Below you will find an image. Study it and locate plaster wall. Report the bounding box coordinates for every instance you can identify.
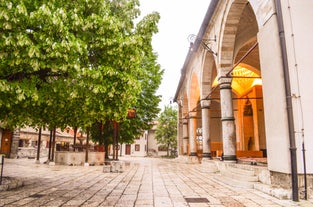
[280,0,313,174]
[120,135,147,157]
[210,117,222,142]
[258,13,290,173]
[147,129,159,156]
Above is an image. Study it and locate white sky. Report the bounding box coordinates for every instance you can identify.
[138,0,211,109]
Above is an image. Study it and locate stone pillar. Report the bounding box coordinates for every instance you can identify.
[201,100,211,158]
[219,76,237,162]
[177,105,184,155]
[10,128,20,158]
[188,112,197,156]
[182,118,189,155]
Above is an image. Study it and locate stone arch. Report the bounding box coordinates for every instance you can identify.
[200,52,216,100]
[219,0,249,68]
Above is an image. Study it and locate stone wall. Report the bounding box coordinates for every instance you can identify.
[55,151,105,166]
[271,171,313,199]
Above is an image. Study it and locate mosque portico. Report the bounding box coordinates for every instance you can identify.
[174,0,313,200]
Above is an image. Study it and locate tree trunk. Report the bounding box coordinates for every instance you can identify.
[73,127,78,147]
[104,144,109,160]
[85,127,90,163]
[48,130,52,161]
[36,128,42,162]
[51,127,56,162]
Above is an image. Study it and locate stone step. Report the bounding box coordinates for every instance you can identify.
[254,183,292,200]
[219,165,258,182]
[212,173,256,189]
[221,169,258,182]
[228,166,256,176]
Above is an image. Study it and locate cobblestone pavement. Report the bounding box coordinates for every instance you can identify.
[0,157,312,207]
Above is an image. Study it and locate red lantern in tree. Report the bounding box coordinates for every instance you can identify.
[127,108,136,119]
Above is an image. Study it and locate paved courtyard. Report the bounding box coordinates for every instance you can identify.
[0,157,312,207]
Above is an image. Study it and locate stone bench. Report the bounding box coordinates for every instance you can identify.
[103,161,125,173]
[55,151,105,166]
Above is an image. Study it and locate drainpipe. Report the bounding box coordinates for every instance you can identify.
[274,0,299,202]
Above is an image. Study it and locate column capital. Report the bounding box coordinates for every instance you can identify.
[200,100,211,109]
[188,111,197,119]
[218,76,232,89]
[182,118,188,125]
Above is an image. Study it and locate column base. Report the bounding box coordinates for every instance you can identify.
[223,155,237,162]
[202,152,212,159]
[189,152,197,156]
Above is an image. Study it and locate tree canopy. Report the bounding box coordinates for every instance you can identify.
[119,48,163,144]
[155,105,177,156]
[0,0,161,132]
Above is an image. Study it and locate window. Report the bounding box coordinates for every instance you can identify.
[135,144,140,151]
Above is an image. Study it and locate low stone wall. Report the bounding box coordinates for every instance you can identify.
[55,151,105,166]
[17,147,48,159]
[271,171,313,199]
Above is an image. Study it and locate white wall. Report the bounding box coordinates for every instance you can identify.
[281,0,313,174]
[258,13,291,173]
[120,133,147,157]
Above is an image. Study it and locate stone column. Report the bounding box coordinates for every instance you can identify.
[188,112,197,156]
[10,128,20,158]
[219,76,237,162]
[201,100,211,158]
[177,105,183,156]
[182,118,189,155]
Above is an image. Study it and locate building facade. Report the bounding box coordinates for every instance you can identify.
[174,0,313,200]
[0,127,80,159]
[119,122,167,157]
[1,124,162,159]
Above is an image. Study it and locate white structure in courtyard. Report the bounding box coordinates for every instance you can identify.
[174,0,313,201]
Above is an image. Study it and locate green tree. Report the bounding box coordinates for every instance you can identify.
[119,50,163,144]
[0,0,160,131]
[155,106,178,156]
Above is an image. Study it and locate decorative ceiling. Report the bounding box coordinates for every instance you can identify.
[212,64,262,96]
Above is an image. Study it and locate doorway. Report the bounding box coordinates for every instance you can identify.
[1,130,12,157]
[125,144,131,155]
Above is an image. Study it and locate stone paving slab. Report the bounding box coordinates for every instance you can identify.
[0,157,312,207]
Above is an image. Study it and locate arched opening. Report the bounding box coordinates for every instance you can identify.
[231,2,266,158]
[216,1,266,159]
